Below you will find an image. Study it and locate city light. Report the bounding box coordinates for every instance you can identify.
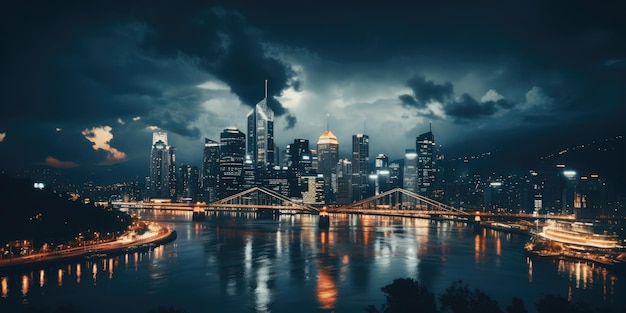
[563,170,577,178]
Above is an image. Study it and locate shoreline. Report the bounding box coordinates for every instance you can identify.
[0,225,177,273]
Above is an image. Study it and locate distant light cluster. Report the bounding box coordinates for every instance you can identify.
[540,135,623,160]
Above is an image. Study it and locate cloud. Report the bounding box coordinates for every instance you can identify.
[0,132,5,142]
[284,114,297,130]
[81,126,127,165]
[139,6,296,119]
[523,86,554,108]
[45,156,79,168]
[444,94,498,120]
[398,94,418,107]
[405,75,454,108]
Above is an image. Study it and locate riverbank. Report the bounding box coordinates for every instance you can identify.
[0,223,177,273]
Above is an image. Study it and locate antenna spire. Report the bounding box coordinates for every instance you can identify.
[326,113,330,131]
[264,80,268,100]
[364,117,367,134]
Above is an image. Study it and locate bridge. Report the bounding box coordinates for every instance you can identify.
[111,187,574,221]
[111,187,318,213]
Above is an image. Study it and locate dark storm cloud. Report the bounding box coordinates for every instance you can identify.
[398,94,419,108]
[284,114,297,130]
[400,76,454,109]
[490,99,516,109]
[134,5,296,117]
[444,94,497,121]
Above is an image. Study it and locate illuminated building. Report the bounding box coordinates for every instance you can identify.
[219,127,246,198]
[247,81,275,179]
[403,149,418,193]
[562,170,577,215]
[178,164,199,203]
[201,138,220,203]
[335,159,352,205]
[374,154,390,194]
[574,174,607,220]
[416,130,435,197]
[288,139,313,198]
[149,132,174,199]
[317,129,338,203]
[351,133,370,201]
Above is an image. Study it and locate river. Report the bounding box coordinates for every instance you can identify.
[1,211,624,313]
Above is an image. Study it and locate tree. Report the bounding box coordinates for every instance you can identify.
[505,297,528,313]
[439,280,503,313]
[365,277,438,313]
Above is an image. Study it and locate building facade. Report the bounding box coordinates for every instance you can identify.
[202,138,220,203]
[247,88,275,178]
[351,133,370,202]
[149,131,174,199]
[219,127,246,199]
[416,131,436,197]
[317,130,339,203]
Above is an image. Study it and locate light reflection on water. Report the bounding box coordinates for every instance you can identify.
[0,211,624,313]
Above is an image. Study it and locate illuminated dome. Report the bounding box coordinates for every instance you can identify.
[317,130,338,145]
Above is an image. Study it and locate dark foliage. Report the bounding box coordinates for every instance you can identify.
[365,277,437,313]
[368,278,626,313]
[439,280,502,313]
[145,306,188,313]
[0,176,132,247]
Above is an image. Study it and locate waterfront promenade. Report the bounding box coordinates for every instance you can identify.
[0,223,176,270]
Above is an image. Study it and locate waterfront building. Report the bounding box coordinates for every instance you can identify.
[149,132,174,200]
[416,130,436,197]
[243,155,256,190]
[562,169,578,215]
[372,154,392,194]
[178,164,200,203]
[388,162,401,190]
[201,138,220,203]
[335,159,352,205]
[574,174,607,220]
[247,81,275,180]
[263,166,290,198]
[219,127,246,199]
[317,129,338,203]
[403,149,418,193]
[288,139,313,198]
[351,133,370,202]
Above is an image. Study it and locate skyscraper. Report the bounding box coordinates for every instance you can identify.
[149,131,173,199]
[403,149,418,193]
[335,159,352,204]
[178,164,199,202]
[287,139,313,198]
[219,127,246,199]
[351,133,369,202]
[202,138,220,203]
[375,153,390,194]
[416,130,436,197]
[317,129,338,202]
[247,81,275,176]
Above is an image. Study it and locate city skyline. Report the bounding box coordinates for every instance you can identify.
[1,1,624,184]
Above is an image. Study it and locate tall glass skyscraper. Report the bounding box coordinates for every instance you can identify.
[416,130,436,196]
[351,133,369,201]
[219,127,246,199]
[247,81,275,176]
[403,149,418,193]
[149,131,174,199]
[317,129,338,202]
[202,138,220,203]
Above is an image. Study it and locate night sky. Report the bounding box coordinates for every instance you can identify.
[1,1,624,183]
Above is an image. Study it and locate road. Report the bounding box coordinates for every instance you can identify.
[0,223,175,269]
